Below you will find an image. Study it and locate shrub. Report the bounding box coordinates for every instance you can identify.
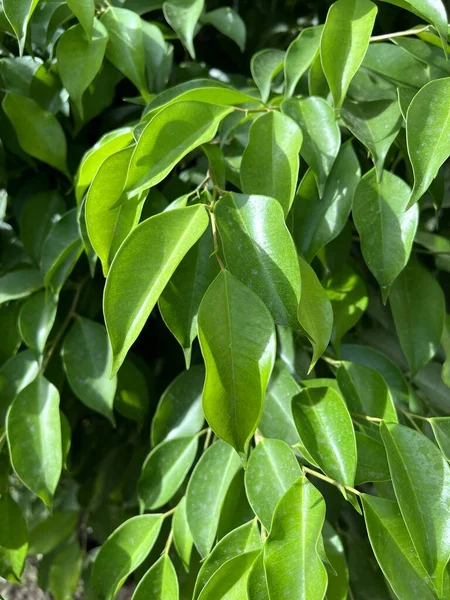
[0,0,449,598]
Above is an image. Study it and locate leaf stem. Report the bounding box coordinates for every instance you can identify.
[351,412,383,423]
[163,529,174,555]
[302,465,362,497]
[163,507,176,520]
[203,428,213,451]
[370,25,429,42]
[208,210,225,270]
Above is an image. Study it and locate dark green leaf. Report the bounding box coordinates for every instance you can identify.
[0,268,43,304]
[48,539,83,600]
[29,511,78,555]
[0,350,39,427]
[355,432,390,484]
[3,0,40,54]
[0,494,28,582]
[115,358,149,425]
[163,0,203,59]
[173,497,194,572]
[19,291,57,355]
[201,8,246,51]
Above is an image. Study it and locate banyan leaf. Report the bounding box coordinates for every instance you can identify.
[131,555,179,600]
[163,0,204,60]
[173,497,194,572]
[19,291,57,355]
[67,0,95,39]
[250,49,285,104]
[0,494,28,582]
[197,550,260,599]
[201,7,246,52]
[284,26,323,98]
[3,0,40,54]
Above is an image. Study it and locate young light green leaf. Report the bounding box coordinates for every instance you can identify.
[292,386,357,486]
[381,422,450,596]
[390,259,445,376]
[0,303,21,368]
[264,476,327,600]
[173,497,194,572]
[201,8,246,51]
[407,77,450,207]
[138,436,198,510]
[215,192,301,328]
[2,93,68,176]
[62,317,117,424]
[245,439,301,530]
[337,361,398,422]
[101,7,149,99]
[198,270,276,454]
[363,494,440,600]
[250,49,285,104]
[104,205,209,374]
[19,291,57,355]
[151,365,205,446]
[240,112,302,216]
[282,96,340,192]
[321,0,377,109]
[159,227,219,368]
[56,20,108,118]
[92,514,163,600]
[324,265,368,352]
[132,555,178,600]
[6,376,62,507]
[163,0,204,59]
[67,0,95,39]
[0,350,39,427]
[186,440,241,558]
[297,255,333,370]
[0,494,28,582]
[292,141,360,262]
[126,102,232,195]
[284,26,322,98]
[194,520,261,598]
[0,268,43,305]
[3,0,40,54]
[353,169,418,299]
[198,550,260,600]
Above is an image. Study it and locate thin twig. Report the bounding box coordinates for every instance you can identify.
[303,465,362,497]
[370,25,429,42]
[351,412,383,423]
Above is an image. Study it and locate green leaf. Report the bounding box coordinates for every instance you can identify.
[91,514,163,600]
[0,350,39,427]
[62,317,117,424]
[126,102,232,195]
[104,205,209,374]
[67,0,95,39]
[56,20,108,119]
[48,539,83,600]
[352,169,418,299]
[264,476,327,599]
[142,21,172,92]
[282,96,341,192]
[3,0,40,54]
[159,227,219,367]
[292,141,360,262]
[245,439,301,530]
[337,361,398,421]
[2,92,68,176]
[250,49,285,104]
[86,146,147,275]
[407,77,450,207]
[173,497,194,571]
[197,550,260,600]
[0,268,43,305]
[441,315,450,387]
[292,386,357,486]
[101,7,149,99]
[380,0,448,48]
[322,522,349,600]
[201,8,246,52]
[429,417,450,462]
[284,25,322,98]
[75,127,134,204]
[321,0,377,109]
[215,192,301,328]
[138,436,198,510]
[390,259,445,376]
[163,0,203,59]
[0,303,21,368]
[29,511,78,555]
[198,270,276,454]
[240,112,303,216]
[194,520,261,598]
[20,191,66,263]
[342,99,402,176]
[6,376,62,507]
[247,553,269,600]
[297,255,333,370]
[0,494,28,582]
[363,494,439,600]
[132,555,178,600]
[115,358,149,424]
[363,42,429,88]
[381,422,450,595]
[186,440,241,558]
[151,365,205,446]
[355,432,390,484]
[19,291,57,355]
[324,265,368,352]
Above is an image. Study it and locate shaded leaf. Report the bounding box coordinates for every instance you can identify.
[355,432,390,484]
[19,291,57,355]
[163,0,203,59]
[0,494,28,582]
[250,49,285,104]
[201,8,246,51]
[173,497,194,572]
[0,268,43,305]
[67,0,95,39]
[0,350,39,427]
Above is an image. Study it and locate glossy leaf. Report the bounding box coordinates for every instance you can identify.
[245,438,301,530]
[363,42,429,88]
[104,205,209,373]
[198,270,276,454]
[430,418,450,461]
[67,0,95,39]
[132,555,178,600]
[240,111,302,216]
[92,514,163,600]
[0,350,39,427]
[355,432,390,484]
[292,386,357,486]
[0,494,28,582]
[62,317,117,423]
[186,440,241,558]
[215,192,301,328]
[264,476,327,599]
[0,268,43,305]
[19,291,57,355]
[198,550,260,599]
[201,8,246,52]
[20,191,66,263]
[48,539,83,600]
[284,26,323,98]
[323,522,349,600]
[6,376,62,507]
[163,0,203,59]
[381,422,450,595]
[321,0,377,109]
[173,497,194,571]
[250,49,285,104]
[3,0,39,54]
[390,260,445,376]
[407,77,450,207]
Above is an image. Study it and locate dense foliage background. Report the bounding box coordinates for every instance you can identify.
[0,0,449,598]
